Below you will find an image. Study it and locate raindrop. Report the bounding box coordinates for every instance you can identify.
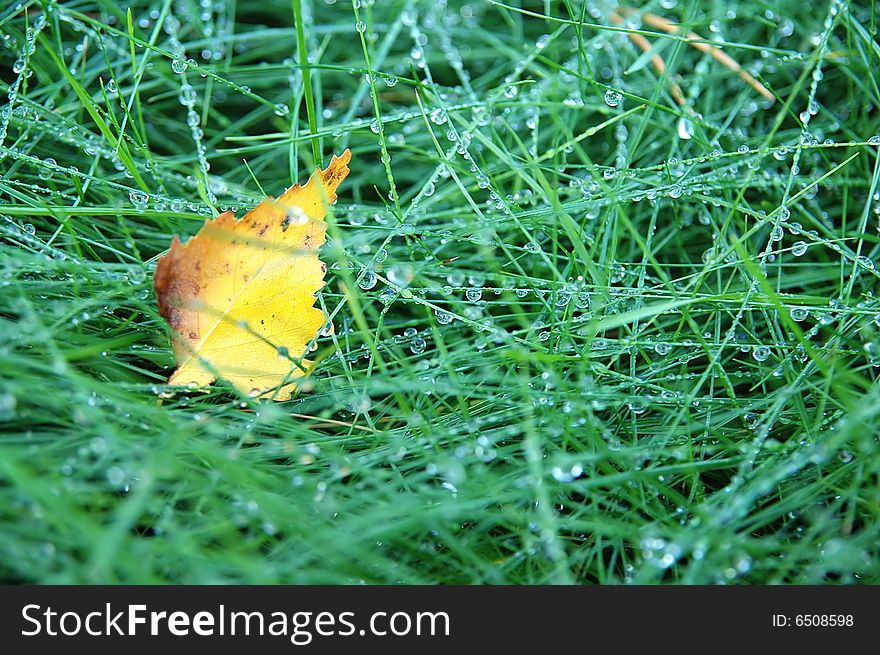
[128,266,147,284]
[466,287,483,302]
[106,466,125,487]
[429,108,447,125]
[410,337,426,354]
[770,225,784,242]
[39,158,56,180]
[178,84,196,106]
[790,307,809,322]
[129,190,149,209]
[677,117,694,140]
[387,263,414,287]
[358,270,377,290]
[603,89,622,107]
[752,345,771,362]
[792,241,808,256]
[171,58,188,74]
[285,206,308,225]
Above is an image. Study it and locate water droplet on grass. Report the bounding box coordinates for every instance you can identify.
[603,89,622,107]
[436,310,453,324]
[129,190,149,209]
[171,58,188,74]
[358,270,377,290]
[178,84,196,106]
[752,345,771,361]
[429,108,447,125]
[387,263,414,287]
[677,117,694,140]
[38,158,56,179]
[128,266,146,284]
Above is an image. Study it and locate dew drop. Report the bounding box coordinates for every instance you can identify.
[429,108,447,125]
[285,206,308,225]
[387,263,414,287]
[677,117,694,140]
[603,89,622,107]
[129,190,149,209]
[39,158,56,180]
[752,345,771,362]
[358,270,377,290]
[436,310,453,324]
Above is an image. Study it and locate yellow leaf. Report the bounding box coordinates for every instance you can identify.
[153,149,352,400]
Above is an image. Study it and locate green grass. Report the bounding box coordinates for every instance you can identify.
[1,0,879,584]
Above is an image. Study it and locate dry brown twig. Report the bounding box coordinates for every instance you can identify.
[611,7,775,107]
